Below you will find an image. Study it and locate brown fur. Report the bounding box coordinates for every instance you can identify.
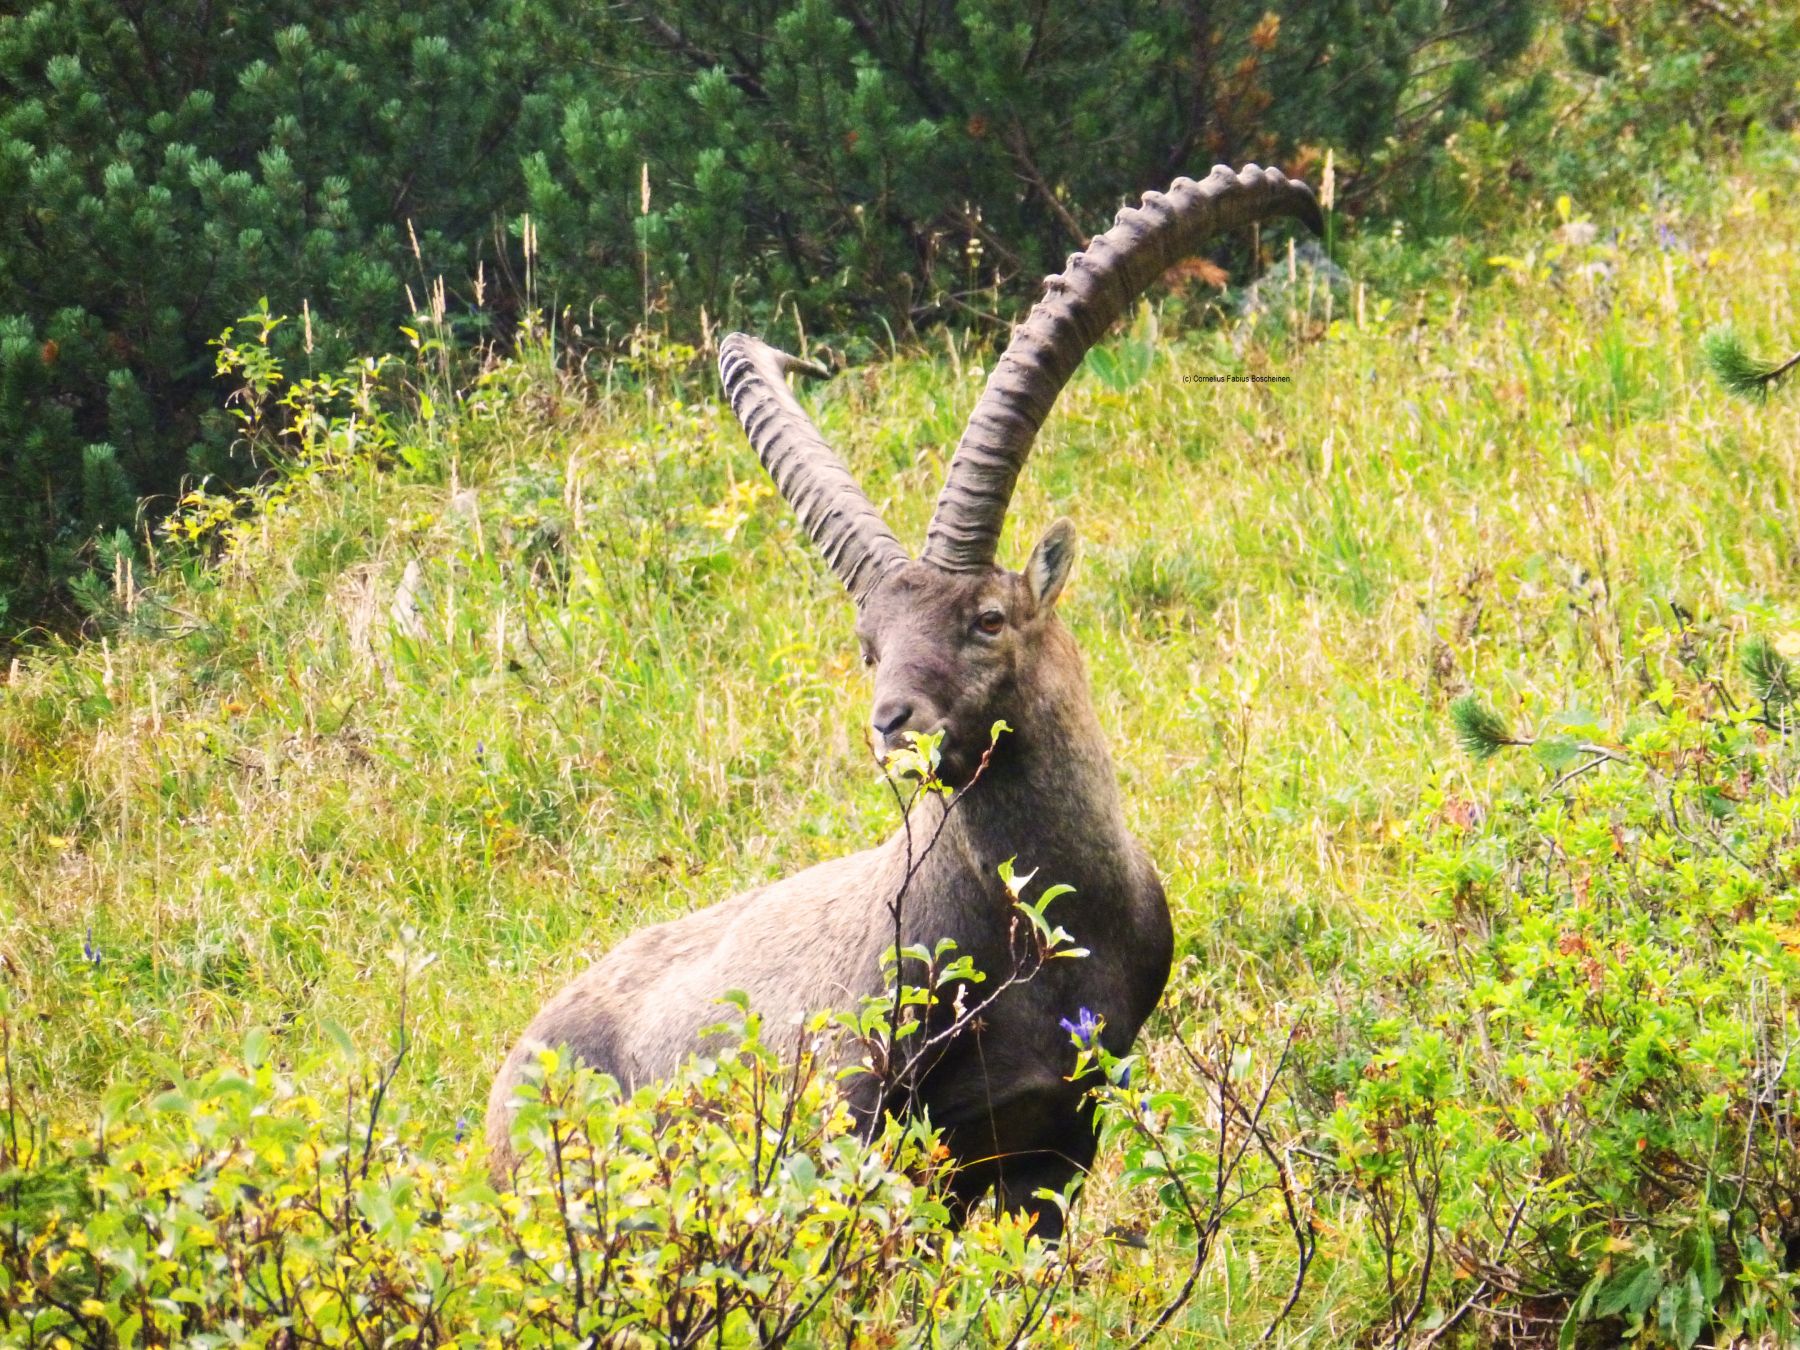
[487,529,1172,1237]
[494,170,1322,1230]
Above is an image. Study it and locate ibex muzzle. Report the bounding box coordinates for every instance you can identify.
[488,165,1322,1238]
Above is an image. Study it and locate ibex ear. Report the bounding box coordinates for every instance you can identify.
[1025,518,1077,610]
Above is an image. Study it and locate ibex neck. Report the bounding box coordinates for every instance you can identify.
[914,652,1136,899]
[963,699,1124,830]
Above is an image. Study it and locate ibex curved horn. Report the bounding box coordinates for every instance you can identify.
[921,164,1324,571]
[718,333,910,603]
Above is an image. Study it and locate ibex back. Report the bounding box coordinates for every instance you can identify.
[487,164,1322,1238]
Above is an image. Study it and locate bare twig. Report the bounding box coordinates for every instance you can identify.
[359,950,413,1181]
[1115,1029,1306,1349]
[1417,1195,1530,1349]
[1004,123,1088,249]
[869,729,1005,1111]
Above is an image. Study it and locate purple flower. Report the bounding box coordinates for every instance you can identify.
[1115,1062,1132,1089]
[82,924,101,968]
[1656,223,1678,252]
[454,1115,468,1144]
[1059,1006,1102,1049]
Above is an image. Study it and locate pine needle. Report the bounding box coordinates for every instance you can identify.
[1741,635,1796,710]
[1449,694,1518,761]
[1702,325,1800,400]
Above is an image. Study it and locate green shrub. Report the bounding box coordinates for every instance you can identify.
[0,0,590,628]
[0,1003,1058,1345]
[0,968,1315,1344]
[1556,0,1799,145]
[1414,0,1800,233]
[527,0,1539,346]
[1305,627,1800,1346]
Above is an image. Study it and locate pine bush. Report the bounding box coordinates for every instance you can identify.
[0,0,1539,627]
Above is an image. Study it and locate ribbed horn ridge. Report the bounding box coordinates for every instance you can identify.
[921,164,1323,571]
[718,333,910,603]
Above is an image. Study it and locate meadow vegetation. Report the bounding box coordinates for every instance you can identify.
[4,117,1800,1345]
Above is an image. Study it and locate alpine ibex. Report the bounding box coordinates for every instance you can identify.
[488,164,1322,1236]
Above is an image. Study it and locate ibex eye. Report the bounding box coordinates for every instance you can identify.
[975,609,1006,636]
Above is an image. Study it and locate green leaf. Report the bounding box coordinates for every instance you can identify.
[997,857,1035,899]
[1655,1270,1705,1349]
[1692,1216,1722,1301]
[318,1017,357,1059]
[784,1154,817,1190]
[1530,734,1584,770]
[1594,1260,1660,1319]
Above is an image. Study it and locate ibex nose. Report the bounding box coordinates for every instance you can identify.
[871,699,914,738]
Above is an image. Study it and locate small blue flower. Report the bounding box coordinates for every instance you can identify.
[474,740,486,767]
[1656,222,1678,251]
[454,1115,468,1144]
[1059,1006,1102,1049]
[82,924,101,968]
[1115,1062,1132,1089]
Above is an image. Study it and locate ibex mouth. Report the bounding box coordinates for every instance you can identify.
[876,723,945,760]
[877,722,969,781]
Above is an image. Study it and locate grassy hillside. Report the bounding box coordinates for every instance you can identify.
[5,134,1800,1343]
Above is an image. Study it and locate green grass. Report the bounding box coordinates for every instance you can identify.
[6,136,1800,1342]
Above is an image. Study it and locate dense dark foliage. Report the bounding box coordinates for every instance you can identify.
[0,0,1543,628]
[525,0,1539,340]
[0,1,585,627]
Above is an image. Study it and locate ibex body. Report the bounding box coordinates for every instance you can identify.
[487,165,1321,1235]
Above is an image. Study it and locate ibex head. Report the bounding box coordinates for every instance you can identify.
[850,526,1075,784]
[719,165,1322,785]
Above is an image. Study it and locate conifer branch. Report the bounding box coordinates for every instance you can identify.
[1741,635,1796,710]
[1702,326,1800,400]
[1448,694,1523,761]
